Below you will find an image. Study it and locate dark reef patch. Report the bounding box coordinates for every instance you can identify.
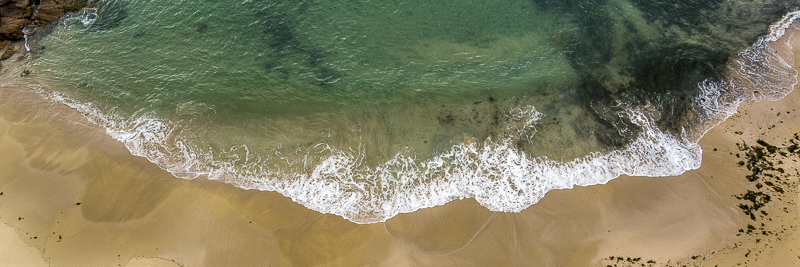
[262,12,299,50]
[195,24,209,34]
[630,0,726,28]
[87,0,129,32]
[252,0,342,88]
[535,0,800,147]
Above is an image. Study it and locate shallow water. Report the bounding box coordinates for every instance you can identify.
[5,0,800,222]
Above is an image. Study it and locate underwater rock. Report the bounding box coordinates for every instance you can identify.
[0,44,17,60]
[87,0,127,32]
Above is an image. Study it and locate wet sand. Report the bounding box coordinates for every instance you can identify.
[2,26,800,267]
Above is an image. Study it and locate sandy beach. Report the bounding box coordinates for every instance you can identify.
[1,18,800,267]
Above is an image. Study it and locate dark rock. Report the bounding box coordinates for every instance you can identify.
[36,0,89,24]
[35,0,65,23]
[0,0,32,40]
[0,45,17,60]
[0,0,32,19]
[0,17,30,39]
[196,24,208,33]
[0,0,87,41]
[56,0,87,12]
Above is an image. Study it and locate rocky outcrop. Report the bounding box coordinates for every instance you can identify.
[0,0,88,41]
[36,0,88,24]
[0,0,33,40]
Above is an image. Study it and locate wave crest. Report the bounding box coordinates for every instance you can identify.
[35,12,800,223]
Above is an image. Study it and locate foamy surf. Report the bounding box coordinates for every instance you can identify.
[15,8,800,224]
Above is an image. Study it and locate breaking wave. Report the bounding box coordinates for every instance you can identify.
[31,11,800,223]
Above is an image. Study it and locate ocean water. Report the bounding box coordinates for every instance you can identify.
[4,0,800,223]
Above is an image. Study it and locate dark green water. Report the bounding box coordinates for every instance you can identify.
[13,0,800,222]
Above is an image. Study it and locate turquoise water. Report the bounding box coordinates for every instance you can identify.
[15,0,800,222]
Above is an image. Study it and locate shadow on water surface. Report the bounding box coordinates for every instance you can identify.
[87,0,128,32]
[531,0,800,148]
[254,0,341,87]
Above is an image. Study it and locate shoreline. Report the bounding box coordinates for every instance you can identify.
[4,4,798,225]
[1,10,800,267]
[3,76,799,266]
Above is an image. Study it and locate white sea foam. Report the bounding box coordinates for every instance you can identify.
[36,11,800,223]
[61,9,99,27]
[694,11,800,139]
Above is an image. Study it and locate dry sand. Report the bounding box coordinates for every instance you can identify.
[1,22,800,267]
